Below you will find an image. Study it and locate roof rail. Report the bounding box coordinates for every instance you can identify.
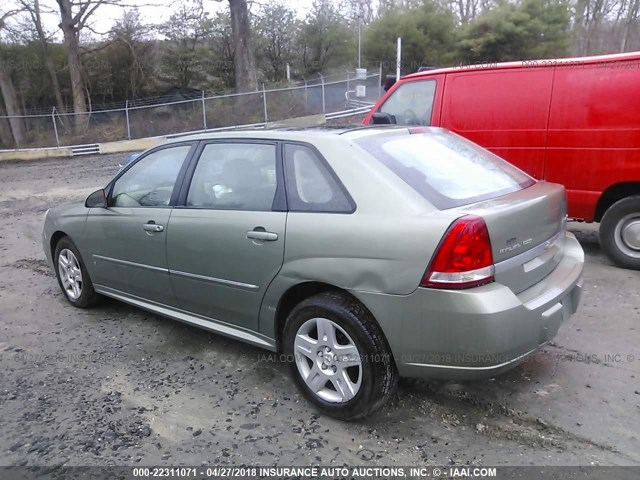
[416,66,438,72]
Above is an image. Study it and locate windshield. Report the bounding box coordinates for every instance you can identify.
[355,129,535,209]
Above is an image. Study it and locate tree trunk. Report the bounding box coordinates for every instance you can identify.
[229,0,257,93]
[57,0,88,132]
[0,102,15,148]
[0,67,26,147]
[621,0,640,51]
[574,0,588,55]
[30,0,68,127]
[44,55,67,117]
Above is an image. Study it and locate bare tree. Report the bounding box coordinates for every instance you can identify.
[574,0,619,54]
[160,1,210,88]
[228,0,257,92]
[377,0,395,16]
[342,0,375,24]
[299,0,354,75]
[0,7,26,146]
[108,10,153,99]
[207,11,235,87]
[0,102,14,148]
[254,2,299,82]
[449,0,482,25]
[54,0,122,131]
[0,68,25,146]
[18,0,68,127]
[619,0,640,51]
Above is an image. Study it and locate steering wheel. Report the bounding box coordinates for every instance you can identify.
[403,109,420,125]
[138,188,171,206]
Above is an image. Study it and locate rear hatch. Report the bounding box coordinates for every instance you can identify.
[455,181,567,293]
[353,127,567,293]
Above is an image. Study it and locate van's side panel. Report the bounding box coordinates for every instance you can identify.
[439,68,554,179]
[546,62,640,221]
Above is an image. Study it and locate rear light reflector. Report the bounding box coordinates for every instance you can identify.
[421,215,495,289]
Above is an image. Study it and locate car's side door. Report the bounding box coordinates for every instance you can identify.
[166,141,287,332]
[85,143,194,305]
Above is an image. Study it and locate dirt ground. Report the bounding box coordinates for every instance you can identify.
[0,153,639,467]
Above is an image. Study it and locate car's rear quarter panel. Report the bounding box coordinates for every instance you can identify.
[276,212,457,294]
[258,137,461,338]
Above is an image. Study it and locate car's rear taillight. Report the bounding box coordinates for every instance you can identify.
[421,215,494,289]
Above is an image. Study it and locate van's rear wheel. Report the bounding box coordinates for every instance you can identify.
[600,196,640,270]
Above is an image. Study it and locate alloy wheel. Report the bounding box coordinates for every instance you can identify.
[58,248,83,300]
[293,317,362,403]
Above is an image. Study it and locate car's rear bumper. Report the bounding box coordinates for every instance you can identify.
[351,232,584,379]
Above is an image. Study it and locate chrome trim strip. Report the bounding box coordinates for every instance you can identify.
[92,255,258,290]
[494,228,566,274]
[169,269,259,290]
[93,284,274,350]
[93,254,168,273]
[405,345,543,371]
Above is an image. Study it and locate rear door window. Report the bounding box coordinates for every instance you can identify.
[378,79,436,126]
[355,129,535,209]
[186,143,278,211]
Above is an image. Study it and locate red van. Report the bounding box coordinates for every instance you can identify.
[363,52,640,269]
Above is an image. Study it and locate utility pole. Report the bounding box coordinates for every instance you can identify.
[396,37,402,80]
[357,7,361,69]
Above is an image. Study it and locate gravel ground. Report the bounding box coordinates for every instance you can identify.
[0,152,639,467]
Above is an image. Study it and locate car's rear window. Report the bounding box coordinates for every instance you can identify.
[355,129,535,209]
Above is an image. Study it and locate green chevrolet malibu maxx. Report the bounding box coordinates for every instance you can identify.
[43,126,584,420]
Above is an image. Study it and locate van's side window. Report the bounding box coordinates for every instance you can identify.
[379,80,436,126]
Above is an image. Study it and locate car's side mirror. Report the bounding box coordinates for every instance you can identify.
[85,189,107,208]
[372,112,395,125]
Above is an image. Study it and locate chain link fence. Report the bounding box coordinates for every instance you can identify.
[0,71,382,151]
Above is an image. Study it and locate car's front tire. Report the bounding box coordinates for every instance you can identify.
[54,237,99,308]
[283,292,397,420]
[600,196,640,270]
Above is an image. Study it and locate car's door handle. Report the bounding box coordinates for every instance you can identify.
[143,222,164,233]
[246,228,278,241]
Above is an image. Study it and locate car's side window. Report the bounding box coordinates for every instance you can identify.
[379,79,436,126]
[284,144,354,213]
[110,145,192,207]
[186,143,278,211]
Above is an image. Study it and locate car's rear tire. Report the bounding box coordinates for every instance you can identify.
[54,237,99,308]
[599,196,640,270]
[283,291,398,420]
